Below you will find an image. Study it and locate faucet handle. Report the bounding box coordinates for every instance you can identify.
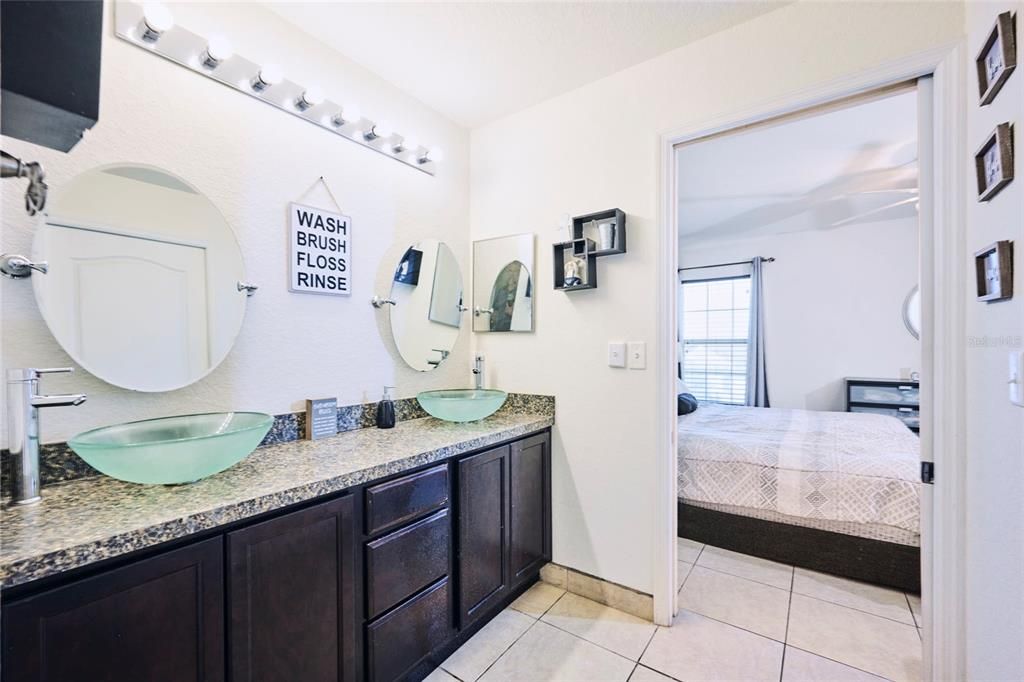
[6,367,74,382]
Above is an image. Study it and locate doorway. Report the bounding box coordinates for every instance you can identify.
[653,45,967,682]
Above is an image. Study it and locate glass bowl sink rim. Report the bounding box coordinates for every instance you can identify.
[69,411,275,449]
[417,389,508,400]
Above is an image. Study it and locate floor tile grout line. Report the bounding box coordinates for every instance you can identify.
[636,620,661,664]
[783,643,900,681]
[904,592,921,628]
[791,590,919,627]
[634,662,686,682]
[689,562,794,593]
[779,568,796,682]
[467,615,544,682]
[537,609,654,664]
[676,606,788,645]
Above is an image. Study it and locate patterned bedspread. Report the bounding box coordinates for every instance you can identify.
[678,404,920,535]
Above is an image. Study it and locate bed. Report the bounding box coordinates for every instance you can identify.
[678,403,922,592]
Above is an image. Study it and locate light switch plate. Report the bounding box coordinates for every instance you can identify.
[628,341,647,370]
[1011,351,1024,407]
[608,342,626,368]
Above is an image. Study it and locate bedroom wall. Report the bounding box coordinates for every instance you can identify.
[0,2,470,447]
[679,217,921,412]
[470,0,964,595]
[962,3,1024,680]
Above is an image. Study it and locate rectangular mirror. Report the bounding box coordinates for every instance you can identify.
[473,233,534,332]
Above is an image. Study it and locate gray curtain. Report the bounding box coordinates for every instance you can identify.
[746,258,769,407]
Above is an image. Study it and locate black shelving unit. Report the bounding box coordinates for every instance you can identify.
[552,209,626,291]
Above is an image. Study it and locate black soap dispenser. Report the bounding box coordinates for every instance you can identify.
[376,386,396,429]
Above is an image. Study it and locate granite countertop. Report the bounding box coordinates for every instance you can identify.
[0,412,553,589]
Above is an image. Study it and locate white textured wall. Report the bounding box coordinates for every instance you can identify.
[963,3,1024,679]
[0,2,470,447]
[679,218,921,412]
[470,1,963,594]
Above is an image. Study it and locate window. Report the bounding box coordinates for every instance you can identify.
[680,276,751,405]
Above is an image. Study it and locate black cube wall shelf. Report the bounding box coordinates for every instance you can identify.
[552,209,626,291]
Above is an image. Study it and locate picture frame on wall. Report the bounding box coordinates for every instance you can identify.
[974,240,1014,303]
[975,123,1014,202]
[976,11,1017,105]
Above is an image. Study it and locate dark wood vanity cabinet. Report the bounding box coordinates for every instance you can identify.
[1,429,551,682]
[226,494,358,681]
[509,433,552,586]
[2,537,225,682]
[457,432,552,627]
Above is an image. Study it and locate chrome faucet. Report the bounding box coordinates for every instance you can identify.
[472,355,485,390]
[6,368,86,505]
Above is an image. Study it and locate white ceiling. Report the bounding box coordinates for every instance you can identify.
[677,88,919,246]
[265,1,788,128]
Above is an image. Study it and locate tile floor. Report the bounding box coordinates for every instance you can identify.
[425,539,922,682]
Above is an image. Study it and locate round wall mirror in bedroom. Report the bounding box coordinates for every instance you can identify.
[902,285,921,340]
[33,163,249,392]
[387,239,464,371]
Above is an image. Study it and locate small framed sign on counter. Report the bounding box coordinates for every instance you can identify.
[289,202,352,295]
[305,398,338,440]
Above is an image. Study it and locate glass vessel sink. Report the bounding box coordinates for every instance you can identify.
[68,412,274,485]
[417,389,508,423]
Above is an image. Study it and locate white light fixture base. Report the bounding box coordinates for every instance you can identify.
[114,2,437,176]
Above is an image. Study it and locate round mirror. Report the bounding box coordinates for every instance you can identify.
[903,285,921,340]
[487,261,533,332]
[389,239,464,371]
[34,164,247,391]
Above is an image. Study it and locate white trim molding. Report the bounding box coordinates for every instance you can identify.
[655,43,967,680]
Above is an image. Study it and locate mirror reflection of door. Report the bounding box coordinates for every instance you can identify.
[488,260,532,332]
[37,223,210,389]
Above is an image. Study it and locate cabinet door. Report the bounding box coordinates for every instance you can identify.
[3,537,225,682]
[509,432,552,587]
[457,445,510,627]
[227,495,358,682]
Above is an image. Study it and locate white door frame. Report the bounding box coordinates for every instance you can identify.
[653,42,966,681]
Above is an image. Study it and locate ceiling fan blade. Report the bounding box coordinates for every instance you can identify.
[828,197,918,229]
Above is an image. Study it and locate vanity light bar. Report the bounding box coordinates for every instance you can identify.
[114,2,439,176]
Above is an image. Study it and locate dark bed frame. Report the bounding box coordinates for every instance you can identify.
[679,502,920,593]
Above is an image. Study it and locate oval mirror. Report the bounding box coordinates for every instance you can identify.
[486,261,533,332]
[903,285,921,340]
[388,239,464,371]
[33,163,248,392]
[472,233,535,333]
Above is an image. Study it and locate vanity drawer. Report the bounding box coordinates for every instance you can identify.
[365,509,450,619]
[364,464,449,536]
[849,384,919,405]
[366,577,451,682]
[850,405,920,430]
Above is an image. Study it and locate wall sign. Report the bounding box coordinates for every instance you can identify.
[289,202,351,295]
[305,397,338,440]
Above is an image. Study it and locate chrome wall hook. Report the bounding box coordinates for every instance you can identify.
[237,281,259,296]
[371,296,396,308]
[0,254,48,279]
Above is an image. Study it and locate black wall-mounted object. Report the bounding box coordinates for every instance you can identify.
[553,208,627,291]
[0,1,103,152]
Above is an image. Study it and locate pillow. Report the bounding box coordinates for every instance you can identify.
[678,393,699,415]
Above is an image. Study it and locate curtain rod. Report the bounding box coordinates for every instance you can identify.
[678,257,775,272]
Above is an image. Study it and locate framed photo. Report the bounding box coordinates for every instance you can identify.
[975,123,1014,202]
[975,240,1014,303]
[976,12,1017,105]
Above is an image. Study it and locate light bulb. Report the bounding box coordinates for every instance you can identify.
[364,120,392,141]
[399,136,419,153]
[201,34,233,68]
[295,87,324,111]
[140,3,173,42]
[251,64,282,92]
[426,147,444,163]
